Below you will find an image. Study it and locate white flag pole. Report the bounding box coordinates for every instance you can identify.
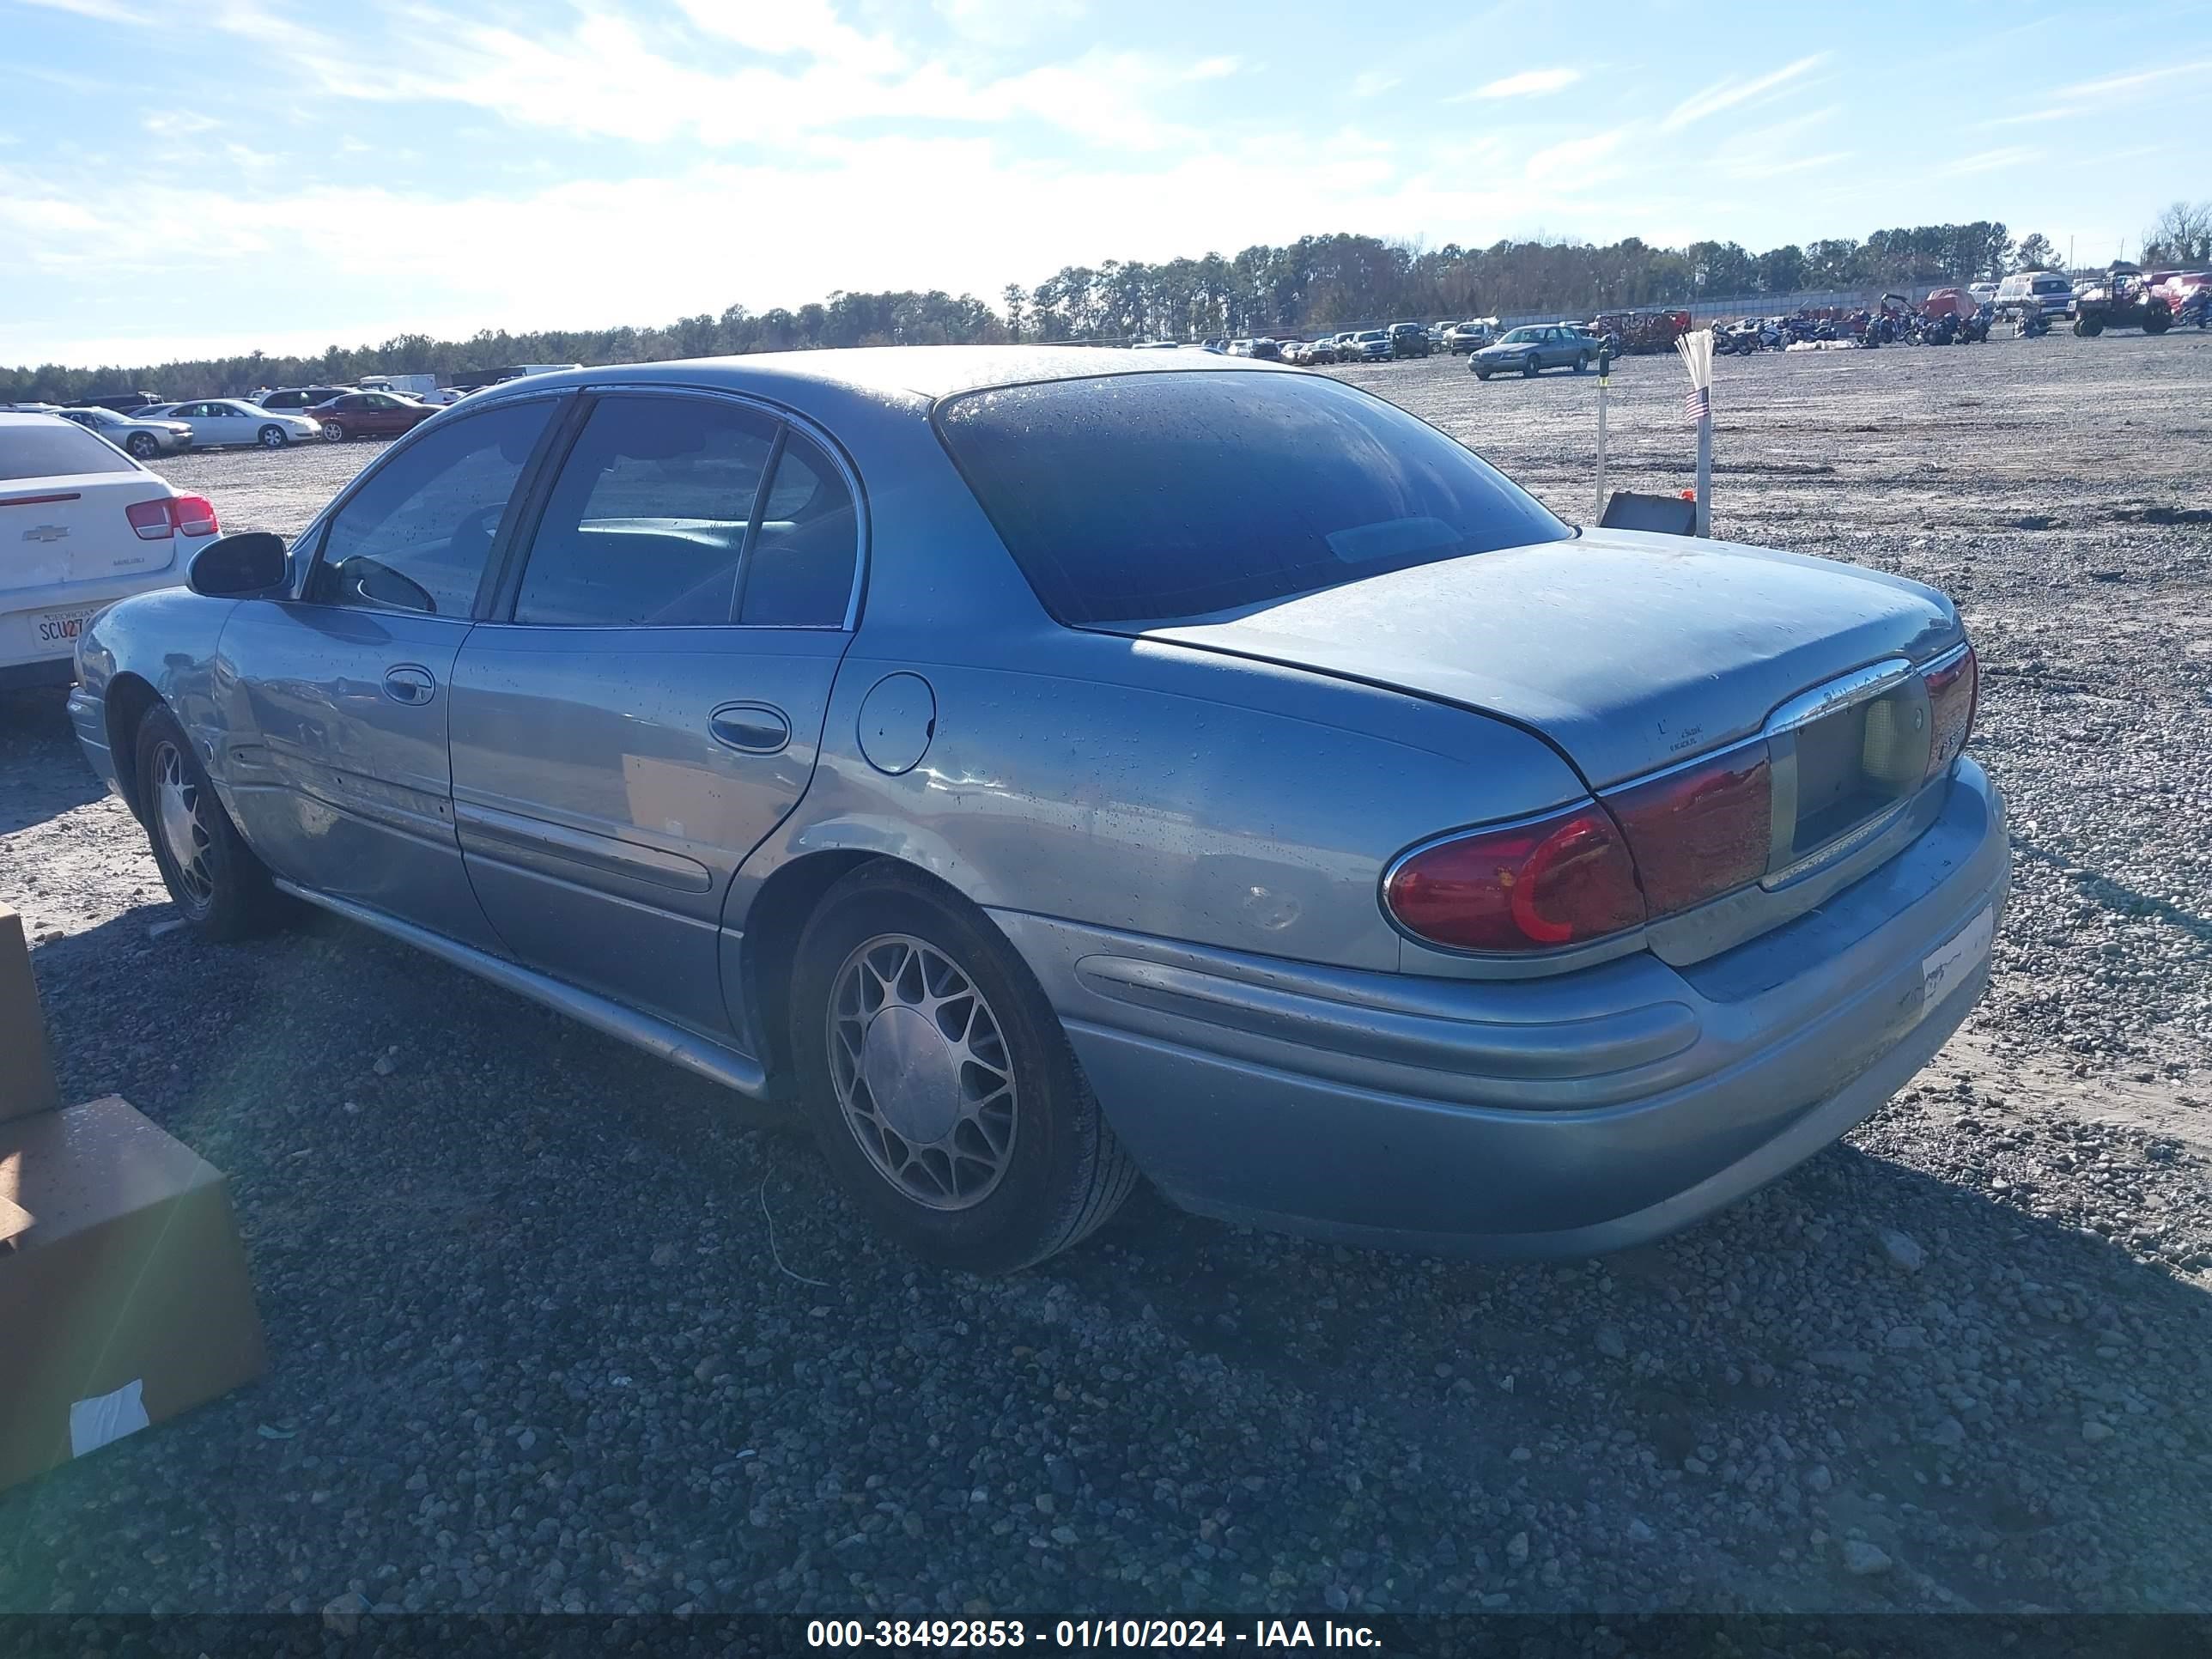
[1675,329,1715,538]
[1696,401,1712,538]
[1594,356,1609,524]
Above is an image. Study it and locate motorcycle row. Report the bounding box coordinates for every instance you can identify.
[1710,301,2005,356]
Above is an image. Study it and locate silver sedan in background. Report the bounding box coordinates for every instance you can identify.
[68,349,2008,1273]
[135,398,323,448]
[53,404,197,459]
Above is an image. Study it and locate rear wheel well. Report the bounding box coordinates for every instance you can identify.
[103,673,161,821]
[740,850,903,1096]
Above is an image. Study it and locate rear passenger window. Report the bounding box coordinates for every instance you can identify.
[514,396,780,628]
[739,431,859,628]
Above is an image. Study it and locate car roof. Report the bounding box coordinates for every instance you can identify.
[497,346,1291,415]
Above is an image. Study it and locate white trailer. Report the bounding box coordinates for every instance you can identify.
[358,373,441,398]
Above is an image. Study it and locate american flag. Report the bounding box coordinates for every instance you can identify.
[1682,385,1710,426]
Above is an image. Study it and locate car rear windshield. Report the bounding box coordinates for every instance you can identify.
[935,371,1571,626]
[0,420,138,482]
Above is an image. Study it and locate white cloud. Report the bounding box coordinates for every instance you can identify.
[1710,104,1845,179]
[143,111,221,137]
[1936,145,2041,177]
[934,0,1086,47]
[1660,53,1827,131]
[1452,67,1579,101]
[1350,71,1401,100]
[1981,57,2209,129]
[1978,105,2085,128]
[15,0,145,21]
[1525,128,1626,183]
[676,0,905,72]
[2053,58,2212,100]
[111,3,1229,155]
[0,129,1616,362]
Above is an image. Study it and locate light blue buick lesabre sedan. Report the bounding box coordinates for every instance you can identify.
[68,348,2008,1272]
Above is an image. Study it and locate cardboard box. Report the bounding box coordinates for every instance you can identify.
[0,907,59,1121]
[0,907,266,1492]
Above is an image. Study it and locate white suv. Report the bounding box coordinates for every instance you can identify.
[1995,270,2075,319]
[1,413,219,691]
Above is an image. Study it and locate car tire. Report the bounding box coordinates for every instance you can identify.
[788,861,1139,1273]
[1474,367,1491,380]
[2143,306,2171,336]
[133,704,287,942]
[322,420,348,441]
[1573,353,1589,373]
[125,434,159,459]
[258,424,288,448]
[1522,356,1539,377]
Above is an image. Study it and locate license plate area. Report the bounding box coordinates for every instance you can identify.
[1919,904,1995,1022]
[32,605,100,653]
[1763,662,1932,888]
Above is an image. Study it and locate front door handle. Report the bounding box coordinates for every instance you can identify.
[709,702,790,755]
[383,664,437,706]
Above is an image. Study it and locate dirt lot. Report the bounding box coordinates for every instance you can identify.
[3,333,2210,1618]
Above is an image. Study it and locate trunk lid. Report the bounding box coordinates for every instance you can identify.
[0,472,181,595]
[1123,528,1960,789]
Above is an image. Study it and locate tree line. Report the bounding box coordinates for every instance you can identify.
[0,215,2166,404]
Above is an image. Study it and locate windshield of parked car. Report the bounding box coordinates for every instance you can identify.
[0,418,139,480]
[936,370,1571,627]
[1499,328,1539,344]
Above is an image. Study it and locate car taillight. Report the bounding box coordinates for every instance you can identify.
[171,494,218,537]
[1601,743,1773,915]
[1385,805,1646,953]
[125,495,219,540]
[125,499,173,540]
[1923,645,1977,781]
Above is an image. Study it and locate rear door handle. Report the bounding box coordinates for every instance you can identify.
[383,664,437,706]
[709,702,790,754]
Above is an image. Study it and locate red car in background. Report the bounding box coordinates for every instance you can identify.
[2156,271,2212,327]
[304,390,442,441]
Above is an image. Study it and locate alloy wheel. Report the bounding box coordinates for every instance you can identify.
[154,740,215,908]
[827,933,1018,1212]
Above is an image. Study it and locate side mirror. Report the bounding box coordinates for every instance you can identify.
[187,531,289,598]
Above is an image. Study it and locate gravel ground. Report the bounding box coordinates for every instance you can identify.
[2,333,2209,1619]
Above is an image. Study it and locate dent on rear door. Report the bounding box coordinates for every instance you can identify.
[448,629,848,1039]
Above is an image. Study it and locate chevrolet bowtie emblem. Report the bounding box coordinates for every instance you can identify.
[23,525,69,543]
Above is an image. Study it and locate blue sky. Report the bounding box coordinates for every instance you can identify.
[6,0,2208,366]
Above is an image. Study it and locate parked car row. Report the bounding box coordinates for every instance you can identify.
[1,387,453,462]
[15,367,592,456]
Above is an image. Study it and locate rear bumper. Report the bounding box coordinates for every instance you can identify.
[3,574,187,685]
[993,758,2008,1258]
[0,657,77,692]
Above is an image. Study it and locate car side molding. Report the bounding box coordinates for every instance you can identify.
[272,881,770,1098]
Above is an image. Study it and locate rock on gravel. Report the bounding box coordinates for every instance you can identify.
[1879,1228,1929,1273]
[1843,1541,1895,1577]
